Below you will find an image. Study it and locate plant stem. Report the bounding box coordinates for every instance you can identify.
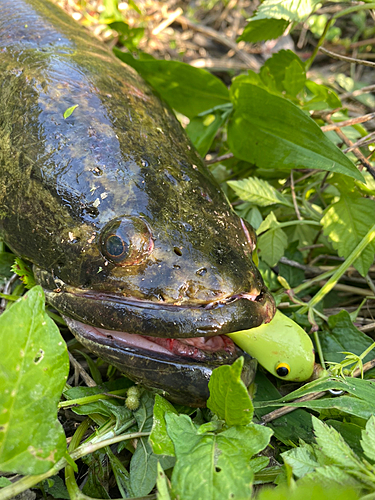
[299,224,375,314]
[305,18,334,70]
[0,432,149,500]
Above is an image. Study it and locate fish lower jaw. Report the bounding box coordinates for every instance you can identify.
[64,316,239,363]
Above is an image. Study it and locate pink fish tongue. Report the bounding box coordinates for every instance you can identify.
[70,320,237,361]
[142,335,236,361]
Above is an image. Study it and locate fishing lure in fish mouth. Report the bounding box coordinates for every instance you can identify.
[228,310,315,382]
[0,0,314,406]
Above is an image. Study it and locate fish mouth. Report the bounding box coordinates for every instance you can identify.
[63,315,258,407]
[36,268,274,405]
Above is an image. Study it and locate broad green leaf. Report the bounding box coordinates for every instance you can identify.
[319,310,374,363]
[207,357,254,426]
[150,395,178,456]
[257,484,359,500]
[257,211,279,234]
[321,193,375,276]
[63,104,78,119]
[228,82,363,180]
[0,286,69,474]
[238,18,289,43]
[114,50,230,119]
[361,416,375,462]
[258,225,288,267]
[283,59,306,96]
[260,50,305,96]
[312,417,361,469]
[166,413,272,500]
[228,177,292,207]
[252,0,322,22]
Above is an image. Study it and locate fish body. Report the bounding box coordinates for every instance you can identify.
[0,0,275,405]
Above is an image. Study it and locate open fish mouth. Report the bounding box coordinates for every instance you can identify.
[63,315,258,407]
[36,269,274,405]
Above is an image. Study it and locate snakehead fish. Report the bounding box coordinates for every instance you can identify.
[0,0,276,406]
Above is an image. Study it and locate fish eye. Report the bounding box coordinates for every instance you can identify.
[100,216,153,266]
[275,363,290,377]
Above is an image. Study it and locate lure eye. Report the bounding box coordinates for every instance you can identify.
[100,216,153,266]
[275,363,290,377]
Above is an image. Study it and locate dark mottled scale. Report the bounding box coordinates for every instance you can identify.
[0,0,274,405]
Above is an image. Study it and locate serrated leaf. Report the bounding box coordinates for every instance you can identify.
[228,81,363,181]
[321,193,375,276]
[298,465,362,490]
[63,104,78,119]
[228,177,292,207]
[0,287,69,474]
[252,0,322,23]
[360,416,375,462]
[282,443,319,478]
[238,18,289,43]
[312,417,361,469]
[114,51,230,119]
[166,413,272,500]
[258,225,288,267]
[207,357,254,426]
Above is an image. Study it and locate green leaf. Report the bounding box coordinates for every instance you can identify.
[150,395,178,456]
[238,18,289,43]
[156,462,172,500]
[321,193,375,276]
[361,416,375,462]
[207,357,254,426]
[254,372,314,445]
[298,466,362,490]
[186,105,231,156]
[106,447,132,498]
[228,177,292,207]
[0,286,69,474]
[0,252,15,284]
[166,413,272,500]
[63,104,78,119]
[303,81,341,111]
[282,442,320,478]
[130,392,174,497]
[326,421,364,459]
[251,484,360,500]
[283,59,306,97]
[312,417,361,469]
[319,310,374,364]
[260,50,305,96]
[11,257,36,289]
[252,0,322,22]
[228,81,363,181]
[114,51,230,119]
[257,214,288,267]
